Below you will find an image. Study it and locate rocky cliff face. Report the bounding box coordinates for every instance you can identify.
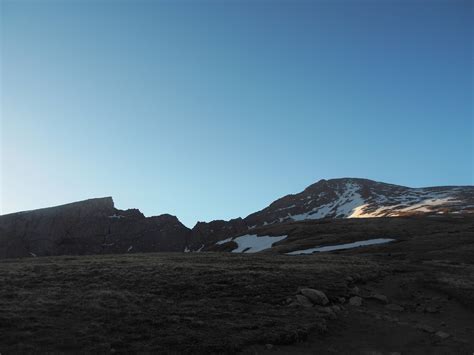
[188,218,248,251]
[0,197,191,258]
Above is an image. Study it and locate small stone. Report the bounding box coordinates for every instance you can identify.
[331,305,341,313]
[300,288,329,306]
[265,344,274,350]
[338,297,346,304]
[435,331,450,339]
[314,306,337,320]
[350,286,360,296]
[349,296,363,307]
[385,303,404,312]
[296,294,313,308]
[370,294,388,304]
[426,306,439,313]
[416,324,436,333]
[346,276,354,282]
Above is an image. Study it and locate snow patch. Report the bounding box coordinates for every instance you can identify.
[232,234,287,253]
[290,182,365,221]
[216,234,287,253]
[216,237,232,245]
[287,238,395,255]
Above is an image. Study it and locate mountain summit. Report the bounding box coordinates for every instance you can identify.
[244,178,473,228]
[188,178,474,250]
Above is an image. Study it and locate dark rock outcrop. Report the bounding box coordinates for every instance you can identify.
[0,197,191,259]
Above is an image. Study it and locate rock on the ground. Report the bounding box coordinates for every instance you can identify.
[349,296,363,306]
[349,286,360,296]
[385,303,404,312]
[296,294,314,308]
[369,294,389,304]
[435,331,450,339]
[314,306,337,320]
[416,324,436,333]
[300,288,329,306]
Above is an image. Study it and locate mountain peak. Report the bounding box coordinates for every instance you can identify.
[243,178,473,228]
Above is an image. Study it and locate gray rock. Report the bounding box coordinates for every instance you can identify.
[296,294,313,308]
[300,288,329,306]
[349,296,363,306]
[435,331,450,339]
[416,324,436,333]
[385,303,404,312]
[369,294,388,304]
[426,306,440,313]
[349,286,360,296]
[314,306,337,319]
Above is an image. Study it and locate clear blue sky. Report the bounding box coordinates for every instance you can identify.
[1,0,472,227]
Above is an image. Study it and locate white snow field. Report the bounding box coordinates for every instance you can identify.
[286,238,396,255]
[217,234,287,253]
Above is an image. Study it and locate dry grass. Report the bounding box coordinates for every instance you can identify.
[0,253,387,353]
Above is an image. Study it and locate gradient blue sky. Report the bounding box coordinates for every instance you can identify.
[1,0,472,226]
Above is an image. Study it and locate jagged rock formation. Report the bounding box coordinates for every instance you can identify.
[188,218,248,251]
[0,197,191,258]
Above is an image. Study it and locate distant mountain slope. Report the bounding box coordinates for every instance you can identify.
[244,178,474,227]
[188,178,474,250]
[0,197,191,258]
[1,178,473,258]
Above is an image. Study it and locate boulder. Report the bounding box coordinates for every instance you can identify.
[349,286,360,296]
[385,304,404,312]
[300,288,329,306]
[416,324,435,333]
[295,295,313,308]
[369,294,388,304]
[349,296,363,306]
[435,331,450,340]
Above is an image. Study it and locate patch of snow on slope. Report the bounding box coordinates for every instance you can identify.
[232,234,287,253]
[290,182,365,221]
[287,238,395,255]
[350,194,461,218]
[216,237,232,245]
[216,234,287,253]
[399,197,460,212]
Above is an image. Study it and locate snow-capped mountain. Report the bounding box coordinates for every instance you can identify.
[244,178,474,228]
[188,178,474,250]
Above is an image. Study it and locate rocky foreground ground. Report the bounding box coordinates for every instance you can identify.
[1,218,474,355]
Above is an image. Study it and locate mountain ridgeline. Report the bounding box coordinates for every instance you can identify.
[1,178,473,258]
